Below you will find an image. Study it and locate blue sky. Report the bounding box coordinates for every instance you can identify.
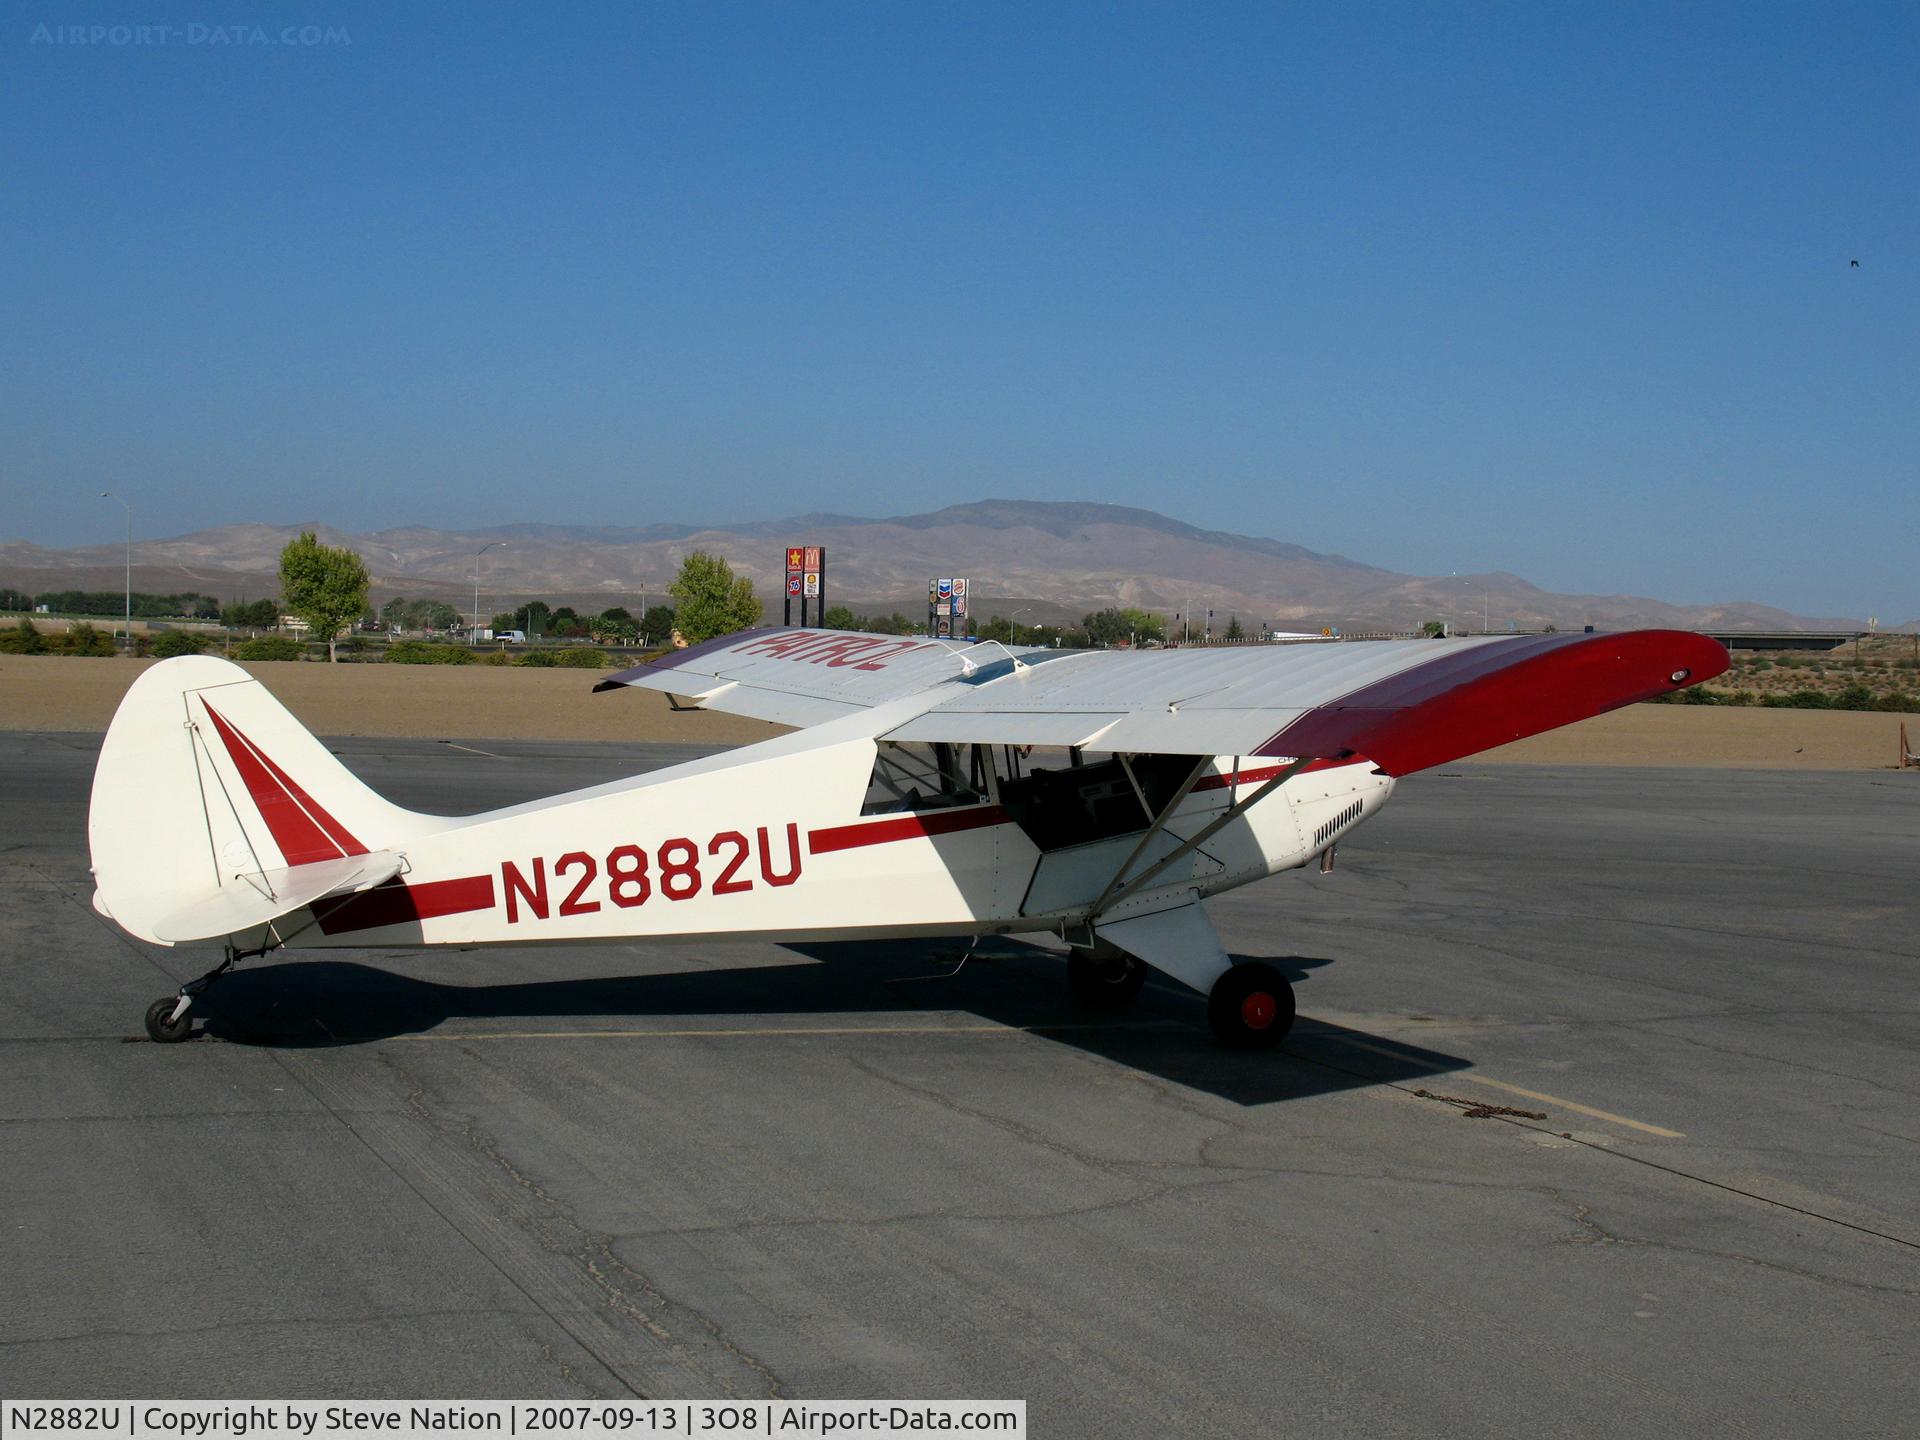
[4,1,1915,619]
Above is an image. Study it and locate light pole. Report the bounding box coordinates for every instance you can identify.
[472,542,506,643]
[1009,607,1031,643]
[100,491,131,651]
[1460,577,1488,634]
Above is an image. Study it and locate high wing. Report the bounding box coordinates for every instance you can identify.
[599,626,1729,776]
[595,627,1045,725]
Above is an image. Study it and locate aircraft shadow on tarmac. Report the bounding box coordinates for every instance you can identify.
[193,937,1468,1107]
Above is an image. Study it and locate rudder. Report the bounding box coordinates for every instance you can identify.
[89,656,441,945]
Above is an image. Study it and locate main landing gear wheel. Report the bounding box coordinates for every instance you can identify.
[1208,962,1295,1050]
[144,996,192,1044]
[1067,946,1149,1008]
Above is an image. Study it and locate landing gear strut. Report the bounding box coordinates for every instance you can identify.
[1207,962,1295,1049]
[142,945,264,1044]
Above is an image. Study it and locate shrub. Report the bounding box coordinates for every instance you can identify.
[54,622,116,657]
[234,635,305,661]
[481,649,516,666]
[1761,689,1832,710]
[515,650,557,667]
[386,641,476,665]
[149,629,210,658]
[553,647,610,669]
[1671,686,1725,705]
[1872,692,1920,712]
[0,618,46,654]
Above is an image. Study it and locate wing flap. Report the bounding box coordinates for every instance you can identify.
[884,710,1130,748]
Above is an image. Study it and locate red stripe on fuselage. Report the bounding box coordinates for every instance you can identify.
[201,702,367,866]
[807,760,1369,855]
[808,805,1012,854]
[315,874,497,936]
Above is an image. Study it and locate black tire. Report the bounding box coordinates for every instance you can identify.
[145,996,192,1044]
[1207,962,1295,1049]
[1067,947,1149,1008]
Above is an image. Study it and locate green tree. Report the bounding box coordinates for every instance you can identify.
[514,600,553,638]
[1224,615,1245,641]
[592,612,639,644]
[1082,609,1132,647]
[640,605,677,644]
[222,598,279,632]
[417,599,461,632]
[821,605,858,631]
[668,552,763,643]
[278,533,370,662]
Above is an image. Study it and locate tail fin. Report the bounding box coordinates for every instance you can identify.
[89,656,437,945]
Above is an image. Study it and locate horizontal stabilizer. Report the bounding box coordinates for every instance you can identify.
[148,850,406,943]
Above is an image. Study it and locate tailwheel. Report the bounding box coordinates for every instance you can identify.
[144,996,192,1044]
[142,944,257,1044]
[1067,945,1148,1008]
[1207,962,1295,1049]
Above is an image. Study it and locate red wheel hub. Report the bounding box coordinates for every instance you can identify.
[1240,992,1277,1030]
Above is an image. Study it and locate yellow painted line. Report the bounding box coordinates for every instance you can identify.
[394,1021,1186,1043]
[1337,1038,1686,1138]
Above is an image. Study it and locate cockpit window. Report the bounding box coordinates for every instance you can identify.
[861,741,992,814]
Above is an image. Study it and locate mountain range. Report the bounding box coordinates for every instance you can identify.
[0,499,1869,633]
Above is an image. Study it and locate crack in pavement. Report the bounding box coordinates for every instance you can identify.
[1552,1189,1920,1299]
[409,1049,787,1399]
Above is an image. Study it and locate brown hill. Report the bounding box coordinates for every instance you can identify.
[0,499,1860,633]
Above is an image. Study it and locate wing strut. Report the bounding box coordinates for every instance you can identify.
[1089,756,1314,918]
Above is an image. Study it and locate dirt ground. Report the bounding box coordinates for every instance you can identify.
[2,654,1913,769]
[0,655,783,748]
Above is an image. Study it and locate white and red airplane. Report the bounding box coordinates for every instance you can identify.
[90,626,1726,1048]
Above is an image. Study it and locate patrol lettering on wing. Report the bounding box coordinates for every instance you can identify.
[729,631,935,671]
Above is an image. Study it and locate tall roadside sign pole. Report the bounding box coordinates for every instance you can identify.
[803,546,823,627]
[927,577,968,638]
[783,545,826,626]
